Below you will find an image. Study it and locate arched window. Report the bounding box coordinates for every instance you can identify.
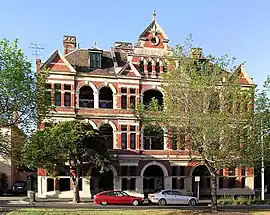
[139,60,144,73]
[155,62,160,74]
[147,62,152,73]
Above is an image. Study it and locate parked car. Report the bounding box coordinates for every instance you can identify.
[12,181,27,194]
[94,190,143,206]
[148,190,198,206]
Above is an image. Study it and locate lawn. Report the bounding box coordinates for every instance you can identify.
[5,209,270,215]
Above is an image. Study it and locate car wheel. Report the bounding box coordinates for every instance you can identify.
[100,201,108,206]
[132,199,139,206]
[189,198,197,206]
[158,198,166,206]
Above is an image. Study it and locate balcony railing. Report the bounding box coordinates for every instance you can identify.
[99,100,113,109]
[79,99,94,108]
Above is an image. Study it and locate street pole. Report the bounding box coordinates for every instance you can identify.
[261,129,265,201]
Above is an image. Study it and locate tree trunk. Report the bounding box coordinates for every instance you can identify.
[210,171,218,213]
[72,173,81,203]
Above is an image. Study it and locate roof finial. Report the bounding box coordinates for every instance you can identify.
[152,10,156,21]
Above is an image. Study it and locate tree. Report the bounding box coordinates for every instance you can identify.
[135,38,259,212]
[22,120,110,203]
[0,39,50,159]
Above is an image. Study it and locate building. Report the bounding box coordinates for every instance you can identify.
[37,12,255,199]
[0,126,32,190]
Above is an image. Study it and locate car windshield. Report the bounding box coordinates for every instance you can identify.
[14,182,25,186]
[121,191,129,196]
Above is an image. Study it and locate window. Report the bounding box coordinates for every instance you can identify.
[228,168,235,176]
[45,91,52,106]
[64,92,71,106]
[121,178,127,190]
[219,177,224,189]
[130,178,136,190]
[130,96,136,108]
[241,177,246,188]
[219,169,224,176]
[64,84,71,90]
[121,126,127,149]
[121,87,127,109]
[130,88,136,94]
[163,63,167,73]
[121,133,127,149]
[45,83,51,90]
[242,168,246,176]
[180,166,185,176]
[55,84,61,91]
[59,178,70,191]
[130,126,136,131]
[130,166,136,176]
[55,92,61,106]
[155,62,160,73]
[228,177,236,188]
[90,53,101,69]
[47,178,54,192]
[139,61,144,73]
[147,62,152,73]
[121,88,127,93]
[130,125,136,149]
[121,166,128,176]
[180,178,185,189]
[172,166,177,176]
[130,133,136,149]
[172,178,177,189]
[121,95,127,109]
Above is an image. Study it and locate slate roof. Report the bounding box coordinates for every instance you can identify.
[65,49,115,74]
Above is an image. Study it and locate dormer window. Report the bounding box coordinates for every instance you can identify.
[90,53,101,69]
[89,46,103,70]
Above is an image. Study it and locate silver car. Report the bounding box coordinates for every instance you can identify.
[148,190,198,206]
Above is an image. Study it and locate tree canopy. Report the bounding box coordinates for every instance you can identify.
[135,38,260,212]
[22,120,110,202]
[0,39,50,158]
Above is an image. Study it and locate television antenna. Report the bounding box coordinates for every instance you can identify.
[29,42,44,58]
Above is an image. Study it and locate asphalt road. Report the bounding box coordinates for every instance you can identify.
[1,202,270,211]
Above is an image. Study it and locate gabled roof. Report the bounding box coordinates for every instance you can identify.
[41,50,76,73]
[117,62,141,77]
[232,64,255,85]
[139,19,169,40]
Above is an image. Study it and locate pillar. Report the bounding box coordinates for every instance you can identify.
[136,177,143,193]
[114,176,121,190]
[94,92,99,108]
[37,176,47,198]
[164,177,172,189]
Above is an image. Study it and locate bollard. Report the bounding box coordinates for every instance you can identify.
[29,191,35,205]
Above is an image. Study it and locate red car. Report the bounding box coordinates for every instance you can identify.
[94,190,143,206]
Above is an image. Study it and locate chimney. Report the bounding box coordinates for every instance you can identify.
[36,59,41,74]
[190,48,203,58]
[63,35,77,55]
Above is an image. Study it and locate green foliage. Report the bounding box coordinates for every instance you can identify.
[218,195,265,205]
[22,120,110,202]
[0,38,51,159]
[0,172,8,193]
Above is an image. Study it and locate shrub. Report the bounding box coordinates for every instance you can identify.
[218,195,265,205]
[0,173,8,194]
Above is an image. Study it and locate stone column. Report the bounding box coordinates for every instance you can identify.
[136,177,143,193]
[82,177,91,198]
[164,177,172,189]
[94,92,99,108]
[114,176,121,190]
[37,176,47,198]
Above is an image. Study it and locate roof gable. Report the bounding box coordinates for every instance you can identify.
[41,50,76,73]
[234,64,255,85]
[117,62,141,77]
[139,19,168,40]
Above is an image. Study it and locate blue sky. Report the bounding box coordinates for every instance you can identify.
[0,0,269,88]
